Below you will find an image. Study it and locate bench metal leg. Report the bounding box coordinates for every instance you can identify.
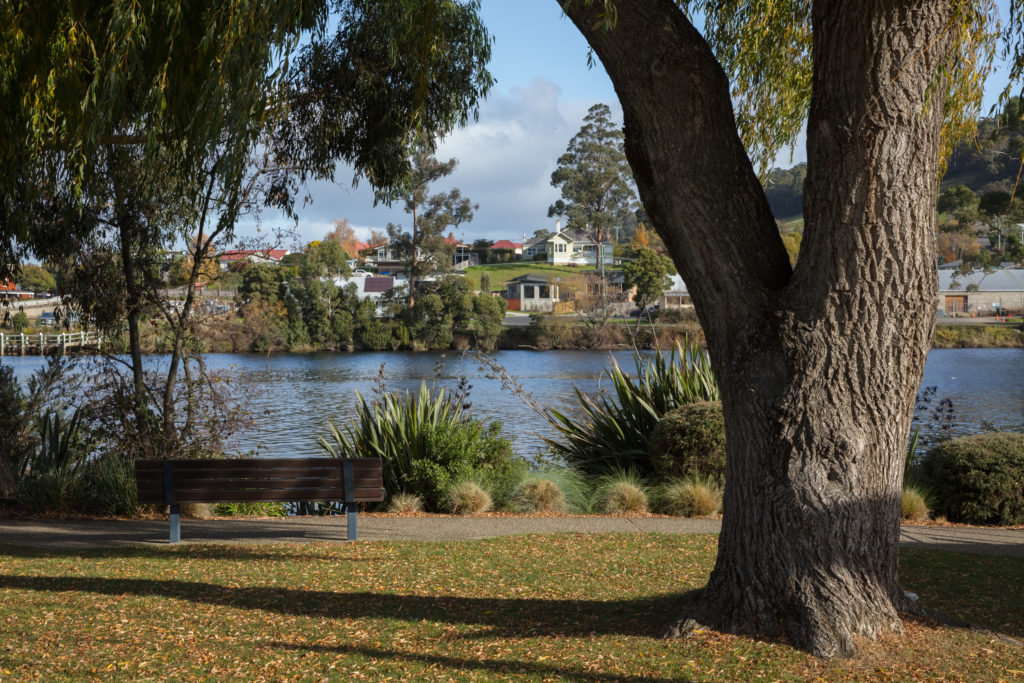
[345,502,358,541]
[169,504,181,543]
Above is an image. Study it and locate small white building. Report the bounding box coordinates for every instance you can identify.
[659,274,691,309]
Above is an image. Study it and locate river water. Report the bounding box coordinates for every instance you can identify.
[4,348,1024,458]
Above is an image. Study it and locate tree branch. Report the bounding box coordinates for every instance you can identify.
[558,0,791,326]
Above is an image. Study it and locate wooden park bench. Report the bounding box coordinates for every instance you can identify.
[134,458,385,543]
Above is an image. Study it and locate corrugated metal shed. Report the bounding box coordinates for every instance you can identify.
[938,269,1024,292]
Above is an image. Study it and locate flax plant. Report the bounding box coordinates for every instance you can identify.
[317,382,467,497]
[546,339,719,477]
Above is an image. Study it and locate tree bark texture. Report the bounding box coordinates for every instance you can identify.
[561,0,947,656]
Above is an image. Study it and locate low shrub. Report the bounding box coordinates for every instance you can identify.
[470,458,531,510]
[649,401,726,484]
[445,481,492,515]
[409,420,519,511]
[387,493,424,513]
[901,485,930,522]
[595,470,648,515]
[655,476,722,517]
[921,432,1024,525]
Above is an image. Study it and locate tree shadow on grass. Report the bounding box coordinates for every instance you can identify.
[0,543,379,564]
[0,573,687,639]
[270,640,691,682]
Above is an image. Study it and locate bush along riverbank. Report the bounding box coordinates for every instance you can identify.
[6,339,1021,528]
[931,323,1024,348]
[97,315,1024,356]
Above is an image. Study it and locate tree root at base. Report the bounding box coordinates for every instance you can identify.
[662,590,1022,656]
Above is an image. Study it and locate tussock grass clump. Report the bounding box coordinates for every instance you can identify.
[595,470,648,514]
[388,492,424,514]
[656,477,722,516]
[445,481,493,515]
[511,467,591,513]
[901,486,931,521]
[512,476,568,514]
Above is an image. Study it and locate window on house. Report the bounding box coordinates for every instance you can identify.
[539,286,549,298]
[524,285,535,298]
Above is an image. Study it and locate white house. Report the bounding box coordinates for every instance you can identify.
[546,228,614,266]
[522,235,549,260]
[518,220,614,266]
[367,234,472,273]
[332,274,408,313]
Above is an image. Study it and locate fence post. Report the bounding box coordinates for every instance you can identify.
[0,332,4,356]
[20,332,25,355]
[39,332,44,355]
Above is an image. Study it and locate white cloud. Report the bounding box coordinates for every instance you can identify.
[237,78,621,246]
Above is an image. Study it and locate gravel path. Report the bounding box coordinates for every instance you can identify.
[0,516,1021,557]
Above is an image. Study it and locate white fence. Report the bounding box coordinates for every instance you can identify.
[0,331,102,356]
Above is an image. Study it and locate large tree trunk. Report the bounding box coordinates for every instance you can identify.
[561,0,947,656]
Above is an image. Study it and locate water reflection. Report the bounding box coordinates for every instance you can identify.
[5,348,1024,458]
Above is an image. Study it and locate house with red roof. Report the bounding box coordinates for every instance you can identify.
[0,279,32,300]
[490,240,522,253]
[217,249,290,270]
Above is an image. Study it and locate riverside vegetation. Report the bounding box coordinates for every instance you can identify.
[4,339,1021,528]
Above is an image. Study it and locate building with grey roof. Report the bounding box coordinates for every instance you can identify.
[938,268,1024,316]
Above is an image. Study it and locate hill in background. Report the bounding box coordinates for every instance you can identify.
[764,98,1024,224]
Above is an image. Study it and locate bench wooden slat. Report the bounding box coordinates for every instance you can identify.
[134,481,384,499]
[136,485,384,504]
[133,457,385,542]
[134,458,380,472]
[152,488,385,504]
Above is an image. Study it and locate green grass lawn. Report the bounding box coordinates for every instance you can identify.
[1,533,1021,680]
[464,263,602,292]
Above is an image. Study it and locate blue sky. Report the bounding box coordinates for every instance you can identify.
[265,0,1020,248]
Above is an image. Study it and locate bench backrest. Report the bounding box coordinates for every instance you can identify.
[134,458,385,505]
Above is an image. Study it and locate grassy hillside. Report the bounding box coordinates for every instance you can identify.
[463,262,600,292]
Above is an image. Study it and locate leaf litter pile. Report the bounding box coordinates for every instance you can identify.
[0,533,1021,681]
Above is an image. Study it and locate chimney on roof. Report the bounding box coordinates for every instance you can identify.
[555,219,561,232]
